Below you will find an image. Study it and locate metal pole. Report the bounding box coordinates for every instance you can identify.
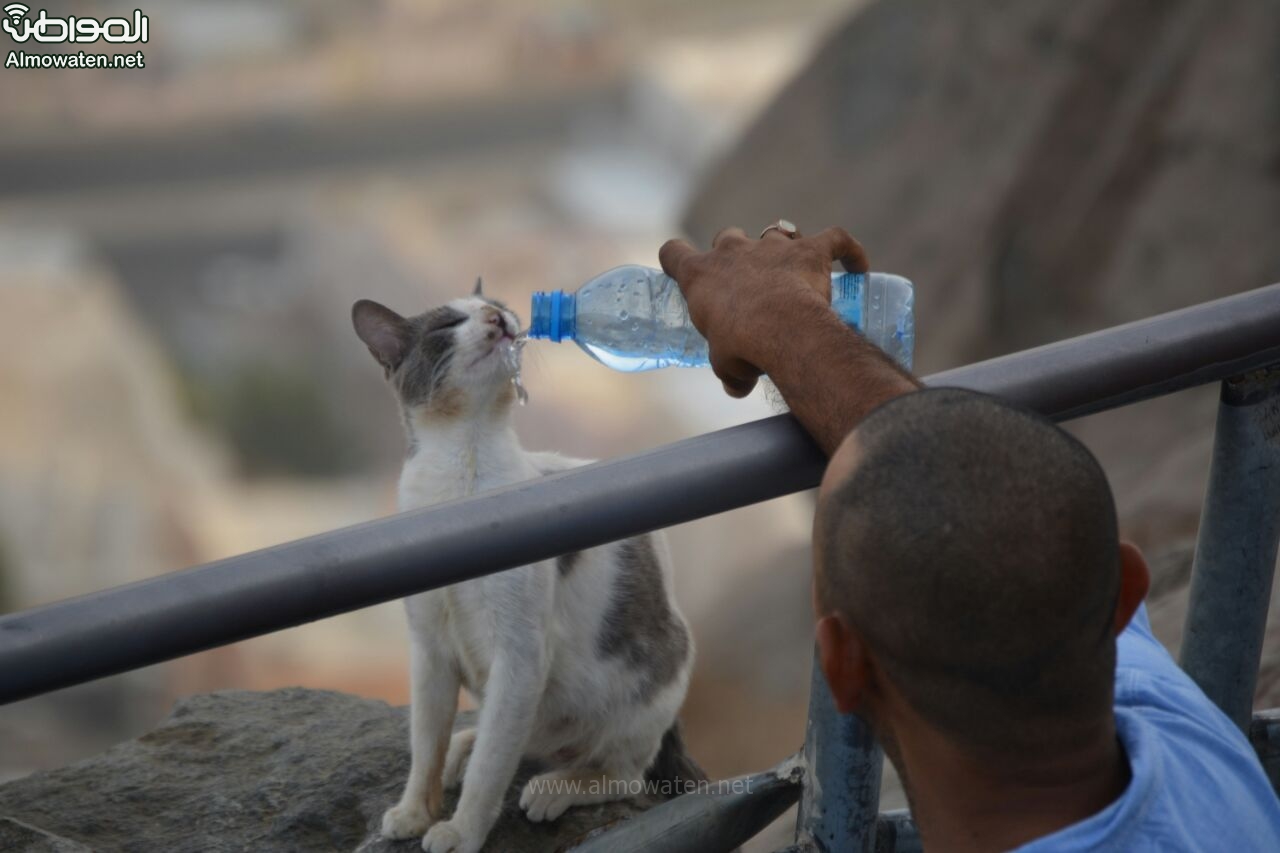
[925,284,1280,422]
[1180,367,1280,732]
[1,285,1279,703]
[796,649,883,852]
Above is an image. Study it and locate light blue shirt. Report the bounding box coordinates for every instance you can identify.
[1016,605,1280,851]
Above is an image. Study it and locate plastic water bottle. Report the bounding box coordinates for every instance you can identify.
[528,265,914,371]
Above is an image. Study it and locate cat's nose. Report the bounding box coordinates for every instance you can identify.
[481,306,509,335]
[481,308,508,339]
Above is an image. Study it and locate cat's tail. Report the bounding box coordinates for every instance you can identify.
[645,721,708,789]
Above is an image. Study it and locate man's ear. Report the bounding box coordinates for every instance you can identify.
[1115,541,1152,634]
[352,299,411,373]
[816,612,871,714]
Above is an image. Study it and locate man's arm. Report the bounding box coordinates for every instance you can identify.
[659,226,921,455]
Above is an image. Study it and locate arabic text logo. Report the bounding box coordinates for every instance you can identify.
[2,7,148,44]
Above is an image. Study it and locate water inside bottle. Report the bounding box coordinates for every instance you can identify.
[574,270,710,370]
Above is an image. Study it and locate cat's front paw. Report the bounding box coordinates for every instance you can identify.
[421,820,481,853]
[519,773,583,823]
[381,801,433,840]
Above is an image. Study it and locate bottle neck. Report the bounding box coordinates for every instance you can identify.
[529,290,577,342]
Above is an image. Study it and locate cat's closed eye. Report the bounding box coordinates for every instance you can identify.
[425,313,467,335]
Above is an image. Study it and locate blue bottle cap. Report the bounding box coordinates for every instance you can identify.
[529,291,575,342]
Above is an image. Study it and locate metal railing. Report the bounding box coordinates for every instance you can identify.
[2,282,1279,852]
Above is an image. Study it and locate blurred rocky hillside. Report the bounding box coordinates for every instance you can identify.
[686,0,1280,366]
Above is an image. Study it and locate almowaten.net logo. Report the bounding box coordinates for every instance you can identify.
[3,5,147,69]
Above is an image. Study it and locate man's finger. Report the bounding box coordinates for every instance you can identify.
[804,226,869,273]
[720,369,759,398]
[659,238,699,279]
[710,351,761,399]
[712,227,749,249]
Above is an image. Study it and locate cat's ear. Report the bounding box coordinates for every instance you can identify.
[352,299,411,373]
[472,276,484,297]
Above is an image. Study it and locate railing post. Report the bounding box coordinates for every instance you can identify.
[1180,366,1280,732]
[796,648,883,852]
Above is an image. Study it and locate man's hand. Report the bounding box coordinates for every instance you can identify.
[658,224,920,454]
[659,225,868,398]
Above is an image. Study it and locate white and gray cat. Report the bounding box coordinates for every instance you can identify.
[352,279,697,853]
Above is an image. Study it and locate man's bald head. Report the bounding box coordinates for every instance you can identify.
[815,389,1121,756]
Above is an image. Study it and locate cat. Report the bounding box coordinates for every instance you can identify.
[352,278,699,853]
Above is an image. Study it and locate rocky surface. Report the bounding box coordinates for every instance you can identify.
[0,818,93,852]
[0,689,662,853]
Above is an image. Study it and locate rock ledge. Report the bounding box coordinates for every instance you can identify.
[0,688,659,853]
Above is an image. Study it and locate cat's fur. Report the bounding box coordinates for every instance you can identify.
[353,281,696,853]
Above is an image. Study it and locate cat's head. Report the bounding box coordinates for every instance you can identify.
[352,278,522,421]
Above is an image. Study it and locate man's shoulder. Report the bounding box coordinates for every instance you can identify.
[1114,605,1264,790]
[1014,699,1280,852]
[1098,605,1280,851]
[1113,705,1280,851]
[1114,606,1246,744]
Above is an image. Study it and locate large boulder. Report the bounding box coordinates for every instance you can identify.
[683,0,1280,371]
[0,689,662,853]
